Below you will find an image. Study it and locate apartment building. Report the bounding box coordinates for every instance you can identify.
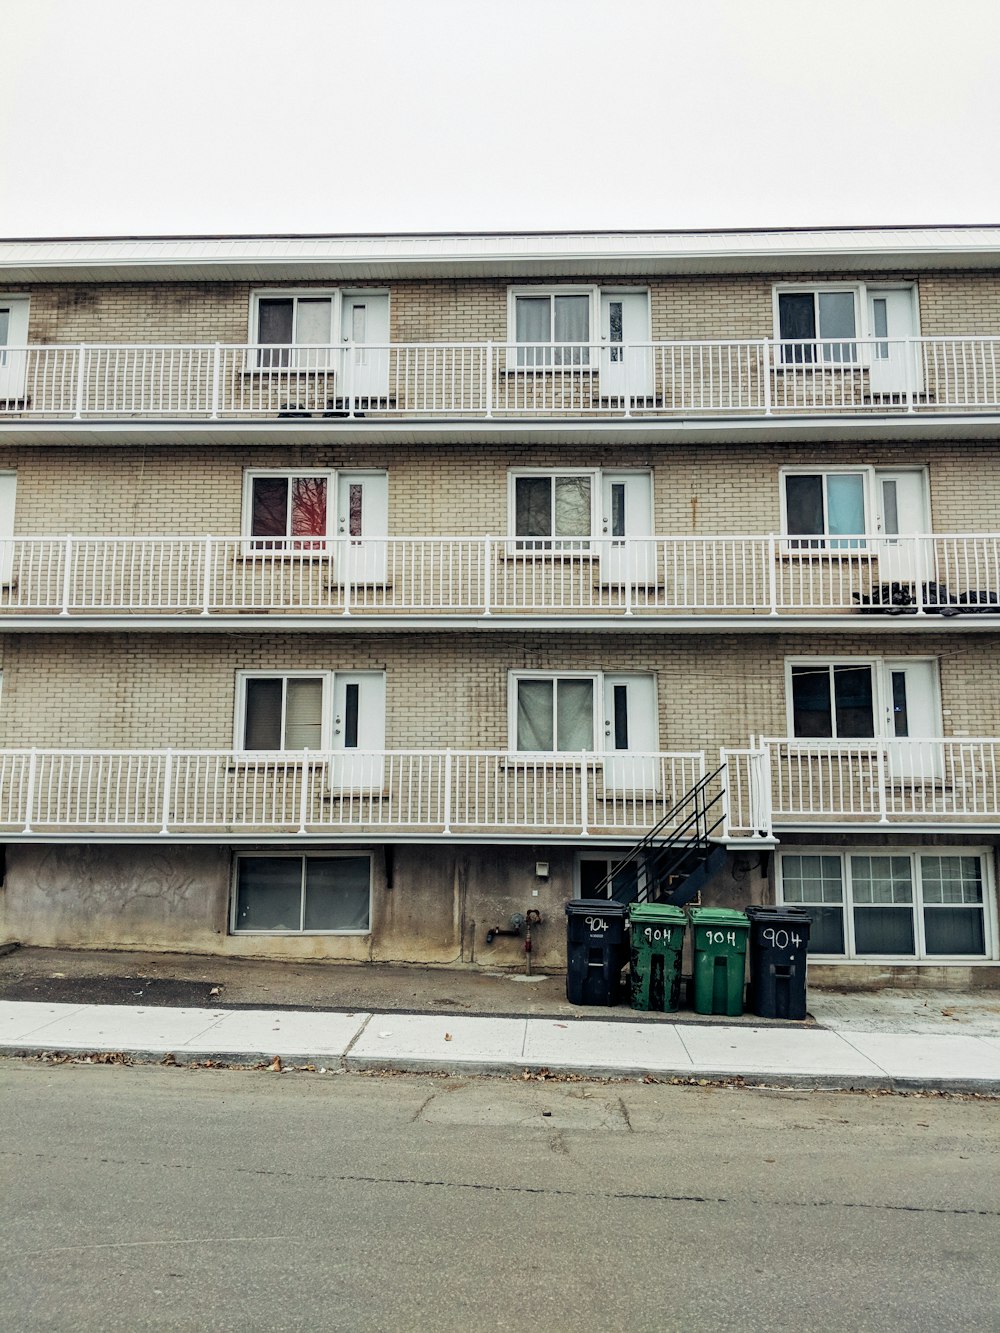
[0,227,998,988]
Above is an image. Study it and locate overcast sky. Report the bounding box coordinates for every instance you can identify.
[2,0,998,238]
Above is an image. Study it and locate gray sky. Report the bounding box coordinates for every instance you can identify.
[2,0,998,237]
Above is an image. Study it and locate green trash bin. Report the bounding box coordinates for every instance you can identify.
[688,907,750,1016]
[628,903,686,1012]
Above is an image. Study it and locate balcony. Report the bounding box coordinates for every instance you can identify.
[724,738,1000,838]
[0,533,997,627]
[1,336,999,423]
[1,742,996,843]
[0,747,706,841]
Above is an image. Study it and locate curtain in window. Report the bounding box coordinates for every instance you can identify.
[553,295,590,365]
[818,292,857,363]
[556,679,594,750]
[517,679,554,750]
[257,299,293,368]
[515,298,550,368]
[284,679,323,749]
[826,474,865,545]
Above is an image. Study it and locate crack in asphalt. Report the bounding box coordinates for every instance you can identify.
[2,1149,998,1219]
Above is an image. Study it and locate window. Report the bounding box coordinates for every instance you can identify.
[240,675,324,750]
[790,663,875,739]
[513,472,593,549]
[783,471,866,549]
[244,471,331,549]
[775,287,859,364]
[787,658,938,743]
[508,287,595,366]
[233,854,371,933]
[516,676,595,751]
[251,291,336,369]
[778,850,993,959]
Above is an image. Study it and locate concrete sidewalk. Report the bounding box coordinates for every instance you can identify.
[3,998,1000,1091]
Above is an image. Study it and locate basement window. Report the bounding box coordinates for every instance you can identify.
[232,853,372,933]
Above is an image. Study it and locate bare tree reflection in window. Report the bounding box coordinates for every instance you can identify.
[290,477,328,549]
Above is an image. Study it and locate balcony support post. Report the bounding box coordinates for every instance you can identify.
[767,533,779,616]
[298,749,310,835]
[875,743,890,825]
[341,541,352,617]
[59,535,73,617]
[22,748,37,835]
[762,340,772,416]
[73,345,87,421]
[913,535,926,615]
[160,749,173,835]
[346,342,355,418]
[200,535,213,617]
[484,341,493,419]
[579,753,590,837]
[210,343,221,420]
[905,336,916,413]
[482,535,492,616]
[623,344,632,419]
[442,749,452,835]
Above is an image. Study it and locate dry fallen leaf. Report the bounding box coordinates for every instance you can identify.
[209,987,221,997]
[269,1055,282,1072]
[444,1032,453,1041]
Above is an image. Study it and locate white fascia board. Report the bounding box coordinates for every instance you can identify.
[2,227,1000,281]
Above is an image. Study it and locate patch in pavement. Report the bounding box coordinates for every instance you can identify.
[0,975,224,1008]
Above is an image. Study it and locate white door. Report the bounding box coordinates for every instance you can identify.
[336,472,388,586]
[877,470,928,587]
[0,473,16,586]
[602,674,659,792]
[884,660,940,781]
[599,473,655,587]
[0,299,29,403]
[868,288,922,397]
[600,291,652,399]
[331,672,386,790]
[341,292,390,403]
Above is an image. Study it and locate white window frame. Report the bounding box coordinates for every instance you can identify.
[242,468,336,552]
[776,846,998,962]
[784,655,941,742]
[0,294,30,348]
[508,670,658,755]
[779,465,930,552]
[506,285,599,368]
[235,670,331,751]
[230,851,373,936]
[772,282,920,367]
[507,467,653,555]
[248,289,339,370]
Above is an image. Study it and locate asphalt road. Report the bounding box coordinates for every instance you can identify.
[0,1063,997,1331]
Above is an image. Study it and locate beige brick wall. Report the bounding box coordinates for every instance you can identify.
[1,629,997,753]
[0,441,997,537]
[15,271,1000,346]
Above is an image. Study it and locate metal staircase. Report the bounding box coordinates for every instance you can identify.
[592,766,728,908]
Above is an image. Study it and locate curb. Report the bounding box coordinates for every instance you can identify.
[3,1044,999,1095]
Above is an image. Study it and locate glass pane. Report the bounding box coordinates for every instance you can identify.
[833,665,874,738]
[778,293,816,363]
[556,678,594,751]
[826,474,866,545]
[516,295,550,347]
[924,907,985,955]
[854,906,915,954]
[244,678,283,749]
[791,666,833,738]
[881,479,899,535]
[517,679,553,750]
[290,476,327,541]
[872,297,889,359]
[554,295,590,366]
[284,678,323,749]
[351,304,366,343]
[921,856,983,905]
[0,309,8,346]
[348,483,363,538]
[304,857,371,931]
[851,856,913,905]
[554,476,591,539]
[251,476,289,540]
[785,475,824,544]
[235,857,301,931]
[891,671,909,738]
[257,299,293,367]
[818,291,857,363]
[295,298,332,346]
[801,905,845,954]
[613,684,629,750]
[343,681,360,749]
[608,300,623,361]
[515,476,551,540]
[781,854,844,904]
[610,483,626,538]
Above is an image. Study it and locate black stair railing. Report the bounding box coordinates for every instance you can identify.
[591,765,727,906]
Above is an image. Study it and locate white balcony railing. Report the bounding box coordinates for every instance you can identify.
[1,337,999,419]
[0,748,706,838]
[723,738,1000,837]
[0,533,998,619]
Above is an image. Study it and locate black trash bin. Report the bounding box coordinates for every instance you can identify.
[564,899,629,1006]
[746,906,811,1020]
